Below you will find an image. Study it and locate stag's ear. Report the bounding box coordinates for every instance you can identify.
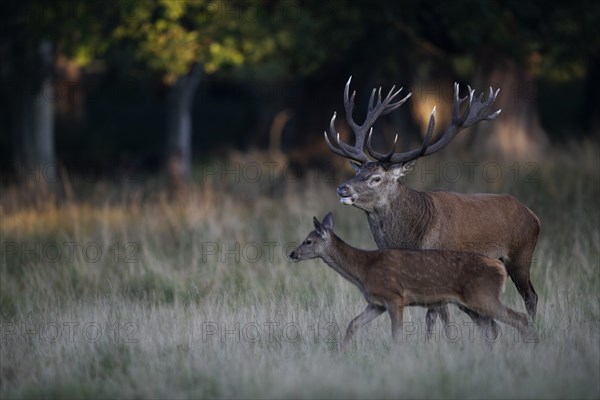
[350,161,362,172]
[322,212,334,230]
[388,160,416,179]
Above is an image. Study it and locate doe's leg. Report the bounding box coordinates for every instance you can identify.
[471,299,538,343]
[343,303,386,347]
[388,303,405,344]
[457,305,500,342]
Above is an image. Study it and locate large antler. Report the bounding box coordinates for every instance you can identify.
[324,76,412,163]
[366,83,501,165]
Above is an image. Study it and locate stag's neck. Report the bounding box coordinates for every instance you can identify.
[368,184,435,249]
[319,234,368,292]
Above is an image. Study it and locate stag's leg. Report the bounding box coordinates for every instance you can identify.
[425,305,450,340]
[343,304,386,347]
[470,299,538,343]
[457,305,500,342]
[507,247,538,320]
[388,303,405,343]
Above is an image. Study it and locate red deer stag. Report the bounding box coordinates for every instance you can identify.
[324,77,539,339]
[289,213,536,345]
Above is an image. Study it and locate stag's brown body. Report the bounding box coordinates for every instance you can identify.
[289,213,534,345]
[366,180,540,262]
[325,77,540,336]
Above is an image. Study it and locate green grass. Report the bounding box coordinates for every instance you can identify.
[1,144,599,398]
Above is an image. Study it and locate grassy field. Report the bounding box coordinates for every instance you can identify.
[1,143,599,399]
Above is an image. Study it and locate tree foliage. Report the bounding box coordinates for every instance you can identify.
[2,0,597,175]
[112,0,291,83]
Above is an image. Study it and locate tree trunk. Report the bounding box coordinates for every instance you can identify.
[23,76,55,168]
[469,61,549,161]
[14,41,56,194]
[166,64,202,191]
[585,54,600,141]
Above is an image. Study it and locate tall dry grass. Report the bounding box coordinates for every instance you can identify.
[0,143,599,398]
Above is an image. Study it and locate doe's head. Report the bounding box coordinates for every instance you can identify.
[289,212,334,262]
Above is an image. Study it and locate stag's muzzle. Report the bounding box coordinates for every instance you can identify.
[337,184,355,205]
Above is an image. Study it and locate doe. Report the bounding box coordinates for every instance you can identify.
[289,212,536,346]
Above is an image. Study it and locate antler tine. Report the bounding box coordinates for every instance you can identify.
[368,88,377,112]
[456,85,475,126]
[451,83,460,123]
[324,76,414,164]
[463,85,502,127]
[390,82,468,163]
[366,128,398,161]
[323,131,344,157]
[363,85,408,128]
[324,112,346,158]
[359,86,408,154]
[487,86,494,103]
[425,84,501,153]
[344,76,360,133]
[388,106,437,163]
[363,86,411,163]
[483,87,501,120]
[383,84,500,165]
[380,90,411,117]
[420,106,436,153]
[487,108,502,120]
[324,112,371,163]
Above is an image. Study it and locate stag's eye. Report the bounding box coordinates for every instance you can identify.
[370,176,381,183]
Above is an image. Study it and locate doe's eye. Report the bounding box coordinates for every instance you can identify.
[305,239,312,245]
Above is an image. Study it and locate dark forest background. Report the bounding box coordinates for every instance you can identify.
[1,0,598,188]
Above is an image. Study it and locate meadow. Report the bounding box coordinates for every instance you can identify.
[1,143,599,399]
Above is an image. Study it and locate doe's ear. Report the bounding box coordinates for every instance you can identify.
[350,161,362,172]
[313,217,325,239]
[389,160,416,179]
[313,216,324,236]
[322,212,334,230]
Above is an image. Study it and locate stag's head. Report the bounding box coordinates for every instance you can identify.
[336,161,415,211]
[325,77,501,212]
[289,213,334,262]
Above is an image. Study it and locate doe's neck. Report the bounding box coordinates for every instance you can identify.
[318,233,367,286]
